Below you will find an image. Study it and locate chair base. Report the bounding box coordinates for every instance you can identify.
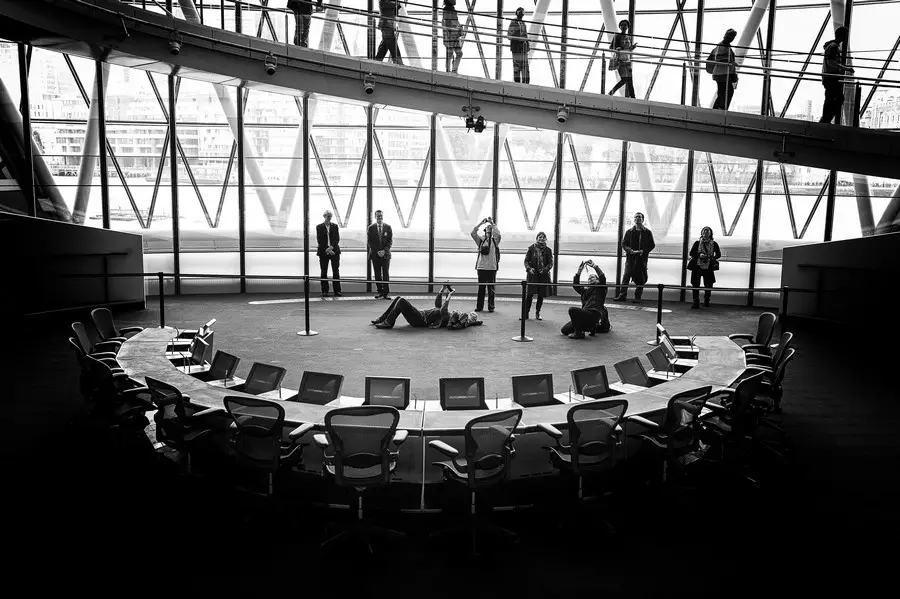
[321,520,407,555]
[430,516,519,556]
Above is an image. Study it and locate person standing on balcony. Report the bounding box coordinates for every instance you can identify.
[608,19,638,99]
[442,0,464,73]
[709,28,738,110]
[508,7,530,84]
[820,26,854,124]
[287,0,322,48]
[614,212,655,303]
[375,0,404,65]
[687,226,721,309]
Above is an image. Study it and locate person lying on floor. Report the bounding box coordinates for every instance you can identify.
[447,310,483,330]
[371,285,454,329]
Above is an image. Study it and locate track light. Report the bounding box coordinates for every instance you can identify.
[364,73,375,95]
[168,31,182,56]
[557,105,569,124]
[264,52,277,76]
[462,104,484,133]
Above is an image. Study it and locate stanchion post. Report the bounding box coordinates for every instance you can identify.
[656,284,664,343]
[158,271,165,328]
[297,275,319,336]
[780,285,790,334]
[512,280,533,342]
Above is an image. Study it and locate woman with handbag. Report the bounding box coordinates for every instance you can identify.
[471,216,501,312]
[687,226,722,308]
[608,19,638,98]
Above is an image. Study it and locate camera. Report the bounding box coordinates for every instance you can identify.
[264,52,276,76]
[364,74,375,95]
[556,105,569,124]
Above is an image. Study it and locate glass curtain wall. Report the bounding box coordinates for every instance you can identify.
[4,0,900,305]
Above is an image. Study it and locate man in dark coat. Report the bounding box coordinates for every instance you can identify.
[315,209,341,297]
[287,0,322,48]
[367,209,393,299]
[615,212,655,303]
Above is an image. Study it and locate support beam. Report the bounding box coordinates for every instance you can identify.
[72,62,110,224]
[237,85,246,292]
[95,60,110,229]
[16,43,35,217]
[168,72,181,293]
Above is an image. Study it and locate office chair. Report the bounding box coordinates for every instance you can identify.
[313,406,409,553]
[748,348,796,415]
[626,386,712,482]
[729,312,776,349]
[613,357,652,387]
[429,409,523,555]
[91,307,144,342]
[191,351,241,384]
[223,396,310,496]
[145,377,224,473]
[538,399,628,503]
[71,321,122,357]
[745,332,793,370]
[230,362,287,396]
[69,338,153,427]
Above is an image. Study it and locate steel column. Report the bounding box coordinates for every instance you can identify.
[16,43,35,217]
[95,60,110,229]
[496,0,503,80]
[303,95,311,281]
[692,0,704,106]
[237,86,247,293]
[366,104,374,293]
[560,0,568,89]
[680,151,695,303]
[748,162,763,306]
[552,132,563,296]
[761,0,776,116]
[616,143,628,293]
[428,115,437,293]
[492,124,500,224]
[368,0,376,59]
[168,73,181,294]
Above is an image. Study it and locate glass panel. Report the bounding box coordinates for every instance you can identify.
[433,113,495,281]
[768,5,832,121]
[0,41,20,109]
[832,173,900,241]
[453,1,499,80]
[851,2,900,129]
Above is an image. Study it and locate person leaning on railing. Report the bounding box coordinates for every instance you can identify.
[286,0,323,48]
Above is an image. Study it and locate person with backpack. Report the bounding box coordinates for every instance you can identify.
[286,0,322,48]
[471,216,501,312]
[608,19,638,99]
[708,28,738,110]
[442,0,464,73]
[820,26,854,124]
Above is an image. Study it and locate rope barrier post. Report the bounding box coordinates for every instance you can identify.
[158,271,165,328]
[780,285,790,334]
[511,280,533,343]
[297,275,319,336]
[656,284,664,343]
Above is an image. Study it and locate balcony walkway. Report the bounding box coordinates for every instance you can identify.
[1,0,898,178]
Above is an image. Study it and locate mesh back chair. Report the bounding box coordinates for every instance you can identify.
[538,399,628,505]
[745,332,793,369]
[570,365,611,399]
[748,347,796,415]
[91,307,143,342]
[626,386,712,481]
[439,377,488,410]
[429,409,523,554]
[69,338,152,426]
[511,373,558,407]
[233,362,287,396]
[192,351,241,383]
[729,312,777,349]
[364,377,411,409]
[313,406,408,553]
[614,357,651,387]
[71,321,121,357]
[223,395,306,496]
[145,377,222,473]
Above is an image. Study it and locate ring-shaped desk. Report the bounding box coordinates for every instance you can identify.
[119,328,746,507]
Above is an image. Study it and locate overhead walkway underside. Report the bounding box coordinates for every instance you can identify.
[2,0,898,179]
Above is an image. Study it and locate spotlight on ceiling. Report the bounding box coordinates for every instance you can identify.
[364,73,375,95]
[168,31,183,56]
[473,115,485,133]
[462,105,484,133]
[264,52,277,76]
[556,105,569,124]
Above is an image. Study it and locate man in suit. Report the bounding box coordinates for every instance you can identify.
[316,210,342,297]
[367,209,393,299]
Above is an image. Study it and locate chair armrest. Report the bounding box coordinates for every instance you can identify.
[705,401,727,412]
[745,353,773,363]
[728,333,753,341]
[313,434,330,449]
[188,407,224,419]
[100,358,121,369]
[537,422,563,440]
[429,439,459,458]
[746,365,774,374]
[392,430,409,446]
[107,336,128,343]
[624,414,659,429]
[90,351,119,360]
[120,326,144,334]
[741,343,771,352]
[95,340,122,352]
[289,422,315,441]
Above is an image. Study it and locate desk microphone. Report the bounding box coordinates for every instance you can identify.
[689,334,697,351]
[495,393,499,409]
[178,351,189,373]
[413,393,418,410]
[568,384,572,402]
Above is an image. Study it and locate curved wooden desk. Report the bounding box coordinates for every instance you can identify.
[118,328,746,504]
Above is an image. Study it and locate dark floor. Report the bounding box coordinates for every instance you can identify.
[5,294,898,595]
